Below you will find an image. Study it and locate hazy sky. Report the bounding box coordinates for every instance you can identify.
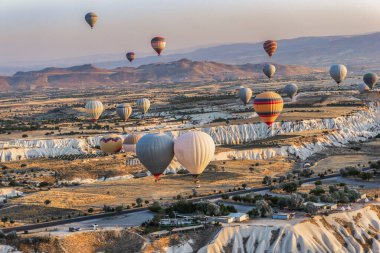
[1,0,380,64]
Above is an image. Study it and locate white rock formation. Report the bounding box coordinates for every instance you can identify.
[0,104,379,162]
[198,205,380,253]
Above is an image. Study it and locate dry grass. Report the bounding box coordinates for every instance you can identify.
[9,158,293,211]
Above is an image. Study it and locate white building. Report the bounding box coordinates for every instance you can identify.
[272,212,295,220]
[227,213,249,222]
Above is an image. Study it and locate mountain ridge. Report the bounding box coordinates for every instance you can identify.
[0,59,321,90]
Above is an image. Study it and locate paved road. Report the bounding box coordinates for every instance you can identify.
[3,169,370,234]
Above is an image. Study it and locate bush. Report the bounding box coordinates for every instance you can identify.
[314,180,322,186]
[88,208,94,213]
[39,181,50,187]
[148,202,162,213]
[115,206,123,212]
[282,182,298,193]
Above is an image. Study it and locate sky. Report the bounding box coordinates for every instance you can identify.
[1,0,380,65]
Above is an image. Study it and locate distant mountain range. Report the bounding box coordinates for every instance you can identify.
[2,32,380,76]
[0,59,321,90]
[97,32,380,69]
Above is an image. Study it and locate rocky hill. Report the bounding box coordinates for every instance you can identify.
[0,59,321,90]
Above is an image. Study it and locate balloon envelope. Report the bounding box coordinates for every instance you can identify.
[116,103,132,121]
[174,131,215,176]
[151,37,166,56]
[126,52,136,63]
[136,98,151,114]
[253,92,284,127]
[263,64,276,79]
[100,134,123,153]
[329,64,347,84]
[85,100,104,122]
[136,133,174,179]
[263,40,277,57]
[283,83,298,99]
[358,83,370,94]
[85,12,97,29]
[363,73,378,89]
[238,87,253,105]
[123,133,143,153]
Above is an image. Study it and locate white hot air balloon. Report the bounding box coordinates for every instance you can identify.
[174,131,215,184]
[238,87,253,105]
[283,83,298,99]
[358,83,370,94]
[263,63,276,79]
[116,103,132,121]
[85,100,104,123]
[329,64,347,85]
[136,98,151,114]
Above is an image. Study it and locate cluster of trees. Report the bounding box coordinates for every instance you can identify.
[148,200,237,224]
[340,166,374,181]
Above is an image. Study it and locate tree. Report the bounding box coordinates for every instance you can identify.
[360,172,373,181]
[262,176,272,185]
[305,203,318,215]
[136,198,143,207]
[282,182,298,193]
[88,208,94,213]
[148,202,162,213]
[44,199,51,205]
[1,217,8,225]
[286,194,305,210]
[309,187,325,196]
[255,200,272,217]
[314,180,322,186]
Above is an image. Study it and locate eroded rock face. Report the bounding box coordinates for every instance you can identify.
[199,205,380,253]
[0,104,379,162]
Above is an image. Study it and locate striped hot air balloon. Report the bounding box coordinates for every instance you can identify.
[253,92,284,127]
[136,98,151,114]
[263,40,277,58]
[151,36,166,56]
[126,52,136,63]
[100,134,123,153]
[116,103,132,121]
[85,100,104,123]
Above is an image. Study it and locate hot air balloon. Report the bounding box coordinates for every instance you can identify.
[329,64,347,85]
[116,103,132,121]
[123,133,143,153]
[263,40,277,58]
[358,83,370,94]
[136,98,150,114]
[126,52,136,63]
[85,100,104,123]
[363,73,378,90]
[136,133,174,181]
[174,131,215,181]
[253,92,283,127]
[85,12,98,29]
[100,134,123,153]
[238,87,253,105]
[151,36,166,56]
[263,63,276,79]
[283,83,298,99]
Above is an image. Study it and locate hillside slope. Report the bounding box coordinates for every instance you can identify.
[1,59,321,90]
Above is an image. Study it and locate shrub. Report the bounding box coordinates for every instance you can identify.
[88,208,94,213]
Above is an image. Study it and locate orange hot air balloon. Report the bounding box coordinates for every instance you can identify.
[253,92,283,127]
[151,36,166,56]
[126,52,135,63]
[263,40,277,58]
